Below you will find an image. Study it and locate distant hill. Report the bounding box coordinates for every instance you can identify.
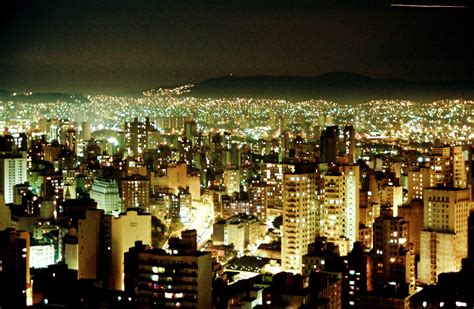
[0,90,89,103]
[183,72,474,103]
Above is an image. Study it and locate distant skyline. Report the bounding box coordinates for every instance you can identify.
[0,0,473,94]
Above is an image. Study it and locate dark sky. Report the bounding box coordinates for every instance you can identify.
[0,0,473,94]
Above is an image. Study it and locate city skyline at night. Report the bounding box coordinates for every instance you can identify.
[0,0,473,308]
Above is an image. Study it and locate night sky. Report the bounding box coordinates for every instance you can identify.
[0,0,473,94]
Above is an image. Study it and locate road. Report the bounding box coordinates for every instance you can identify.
[164,199,214,249]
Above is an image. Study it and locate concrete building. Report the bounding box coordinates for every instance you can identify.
[90,178,121,215]
[124,117,150,157]
[319,126,339,164]
[282,172,318,273]
[212,214,260,253]
[259,163,296,210]
[77,209,103,280]
[343,125,356,163]
[0,193,11,231]
[120,175,150,213]
[381,182,403,217]
[322,165,360,256]
[398,200,424,256]
[223,168,240,195]
[0,153,27,204]
[407,167,433,203]
[248,182,270,220]
[152,163,200,201]
[103,209,152,291]
[124,230,212,308]
[0,229,31,308]
[418,187,471,284]
[426,145,467,189]
[371,214,415,292]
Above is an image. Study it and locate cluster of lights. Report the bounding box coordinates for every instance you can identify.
[2,90,470,143]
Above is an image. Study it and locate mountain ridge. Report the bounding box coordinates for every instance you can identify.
[182,72,474,103]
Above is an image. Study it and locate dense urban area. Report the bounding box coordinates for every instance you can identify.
[0,89,473,308]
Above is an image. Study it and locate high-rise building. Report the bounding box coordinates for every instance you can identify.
[0,229,31,308]
[345,242,373,307]
[248,182,270,219]
[319,126,339,164]
[398,200,424,256]
[81,121,91,141]
[418,187,471,284]
[77,209,103,280]
[223,168,240,195]
[124,117,150,157]
[184,119,197,142]
[64,128,77,153]
[120,175,150,213]
[371,214,415,292]
[152,163,201,201]
[451,145,467,188]
[407,167,433,203]
[426,145,467,188]
[381,182,403,217]
[90,178,121,215]
[260,163,296,211]
[212,214,260,253]
[0,194,11,230]
[282,172,318,273]
[103,209,152,291]
[0,153,27,204]
[322,165,360,256]
[343,125,356,163]
[124,230,212,308]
